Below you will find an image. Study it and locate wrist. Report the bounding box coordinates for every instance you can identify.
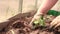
[35,11,44,16]
[37,7,48,15]
[34,13,44,19]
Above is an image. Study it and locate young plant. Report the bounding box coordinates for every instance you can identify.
[33,15,45,27]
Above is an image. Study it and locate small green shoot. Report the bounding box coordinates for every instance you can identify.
[33,16,45,27]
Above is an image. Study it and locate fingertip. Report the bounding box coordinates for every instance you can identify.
[54,23,60,28]
[50,22,55,28]
[50,22,52,25]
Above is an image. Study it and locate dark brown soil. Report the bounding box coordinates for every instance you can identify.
[0,10,60,34]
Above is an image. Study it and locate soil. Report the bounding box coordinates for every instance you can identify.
[0,11,60,34]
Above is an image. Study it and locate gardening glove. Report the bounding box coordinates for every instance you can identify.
[50,15,60,28]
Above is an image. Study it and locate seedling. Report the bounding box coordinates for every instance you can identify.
[33,15,45,27]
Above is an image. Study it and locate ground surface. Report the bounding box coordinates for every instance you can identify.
[0,0,60,34]
[0,11,60,34]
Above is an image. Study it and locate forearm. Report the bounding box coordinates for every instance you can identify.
[37,0,58,15]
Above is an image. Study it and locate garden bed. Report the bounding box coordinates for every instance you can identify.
[0,10,60,34]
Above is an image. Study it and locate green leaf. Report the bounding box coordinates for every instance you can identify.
[33,20,39,25]
[39,18,45,26]
[33,16,45,26]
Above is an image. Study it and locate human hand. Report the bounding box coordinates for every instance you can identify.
[50,15,60,28]
[29,12,44,28]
